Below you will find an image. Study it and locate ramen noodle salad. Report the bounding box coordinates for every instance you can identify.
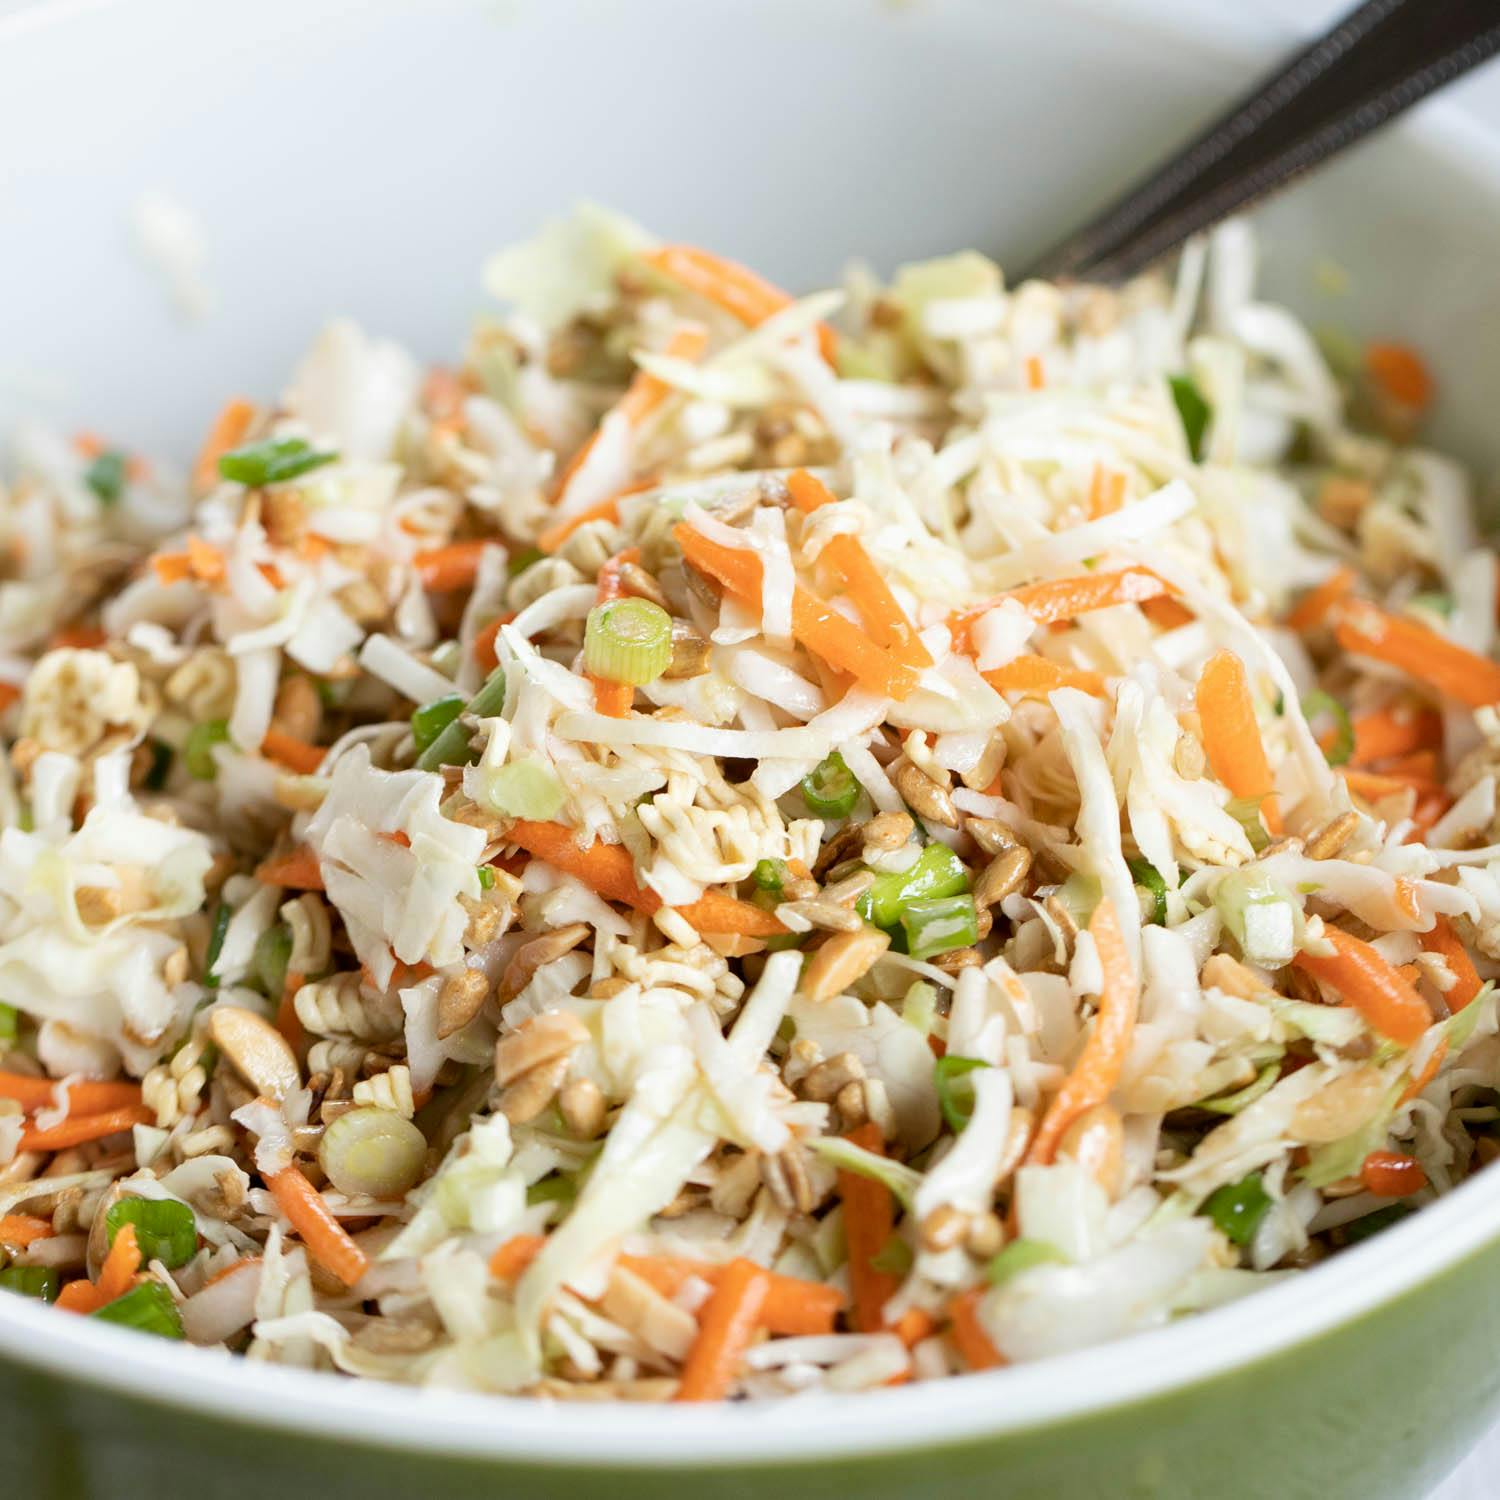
[1,207,1498,1400]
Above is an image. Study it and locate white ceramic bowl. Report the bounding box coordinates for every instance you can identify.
[4,5,1500,1499]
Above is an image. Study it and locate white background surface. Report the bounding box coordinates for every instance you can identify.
[0,1,1496,1495]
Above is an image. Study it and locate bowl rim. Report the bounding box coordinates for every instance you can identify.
[6,0,1500,1470]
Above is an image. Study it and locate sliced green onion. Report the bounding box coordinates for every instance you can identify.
[104,1197,198,1269]
[1128,858,1169,925]
[184,718,231,780]
[1199,1172,1272,1247]
[84,450,128,505]
[802,751,859,819]
[858,843,971,928]
[90,1280,184,1338]
[468,664,508,719]
[0,1265,59,1301]
[1301,689,1354,767]
[1169,374,1211,461]
[526,1173,578,1207]
[902,893,978,961]
[143,739,173,791]
[902,980,937,1037]
[584,598,673,686]
[933,1054,986,1131]
[0,1002,17,1045]
[252,924,294,999]
[508,545,544,577]
[1198,1062,1280,1116]
[1226,796,1270,854]
[202,902,231,988]
[318,1106,428,1198]
[869,1233,913,1276]
[1213,869,1303,968]
[753,858,789,896]
[415,719,473,771]
[475,758,566,820]
[1407,590,1454,620]
[411,693,465,754]
[218,437,338,487]
[986,1238,1066,1287]
[476,864,497,891]
[1342,1202,1416,1244]
[764,932,806,952]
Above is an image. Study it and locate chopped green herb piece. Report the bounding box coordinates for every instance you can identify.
[84,450,128,505]
[1200,1172,1272,1247]
[202,902,231,988]
[90,1279,184,1338]
[0,1265,59,1301]
[1169,374,1212,461]
[802,751,859,819]
[104,1197,198,1269]
[218,437,337,487]
[476,864,496,891]
[987,1238,1066,1287]
[184,718,231,780]
[858,843,970,928]
[933,1054,987,1131]
[1127,857,1169,925]
[753,858,789,896]
[410,692,465,754]
[902,893,979,961]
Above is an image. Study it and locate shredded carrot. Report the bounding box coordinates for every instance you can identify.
[1335,600,1500,710]
[49,623,107,650]
[95,1220,142,1304]
[1286,565,1357,634]
[1024,354,1045,391]
[1294,927,1433,1047]
[1393,878,1422,923]
[1028,899,1139,1165]
[0,1072,142,1114]
[1398,1039,1448,1108]
[187,534,226,586]
[1379,750,1440,781]
[412,538,496,592]
[255,846,324,890]
[1140,595,1197,630]
[267,1166,368,1286]
[505,820,785,935]
[674,1257,771,1402]
[951,566,1170,648]
[948,1287,1003,1371]
[18,1103,153,1153]
[1195,649,1283,835]
[0,683,18,714]
[595,546,641,606]
[1347,706,1442,767]
[1419,916,1483,1011]
[260,728,325,776]
[276,971,307,1053]
[1361,1150,1428,1197]
[818,535,932,672]
[675,523,920,699]
[836,1122,901,1333]
[892,1307,938,1349]
[1339,766,1445,805]
[590,677,633,717]
[56,1279,108,1314]
[192,397,257,493]
[537,490,634,555]
[617,1255,845,1336]
[1366,342,1434,413]
[472,611,517,672]
[647,245,836,364]
[1086,465,1127,519]
[489,1233,546,1282]
[0,1214,55,1247]
[984,657,1107,698]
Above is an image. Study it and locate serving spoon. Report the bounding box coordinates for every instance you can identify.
[1023,0,1500,283]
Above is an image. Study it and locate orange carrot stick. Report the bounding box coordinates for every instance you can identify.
[1347,707,1442,768]
[1294,927,1433,1048]
[1419,916,1483,1011]
[817,534,932,671]
[1365,343,1434,412]
[0,1072,142,1114]
[647,246,836,364]
[1027,900,1139,1165]
[1286,565,1357,634]
[948,1287,1004,1371]
[951,567,1170,648]
[1360,1150,1428,1197]
[1339,767,1445,804]
[616,1255,845,1336]
[591,678,634,718]
[837,1122,901,1333]
[266,1166,368,1286]
[255,846,325,890]
[18,1104,153,1153]
[276,971,306,1053]
[983,658,1107,698]
[0,1214,55,1247]
[260,728,325,776]
[1195,649,1282,835]
[412,539,496,592]
[1335,600,1500,710]
[1086,466,1127,520]
[95,1221,142,1304]
[489,1233,547,1282]
[1397,1039,1448,1108]
[674,1257,771,1402]
[675,523,920,699]
[0,683,18,715]
[193,398,257,493]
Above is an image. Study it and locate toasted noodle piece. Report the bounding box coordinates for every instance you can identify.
[1027,900,1139,1166]
[1195,649,1283,835]
[1294,928,1432,1047]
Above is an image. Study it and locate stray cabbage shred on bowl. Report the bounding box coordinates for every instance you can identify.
[1,205,1499,1399]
